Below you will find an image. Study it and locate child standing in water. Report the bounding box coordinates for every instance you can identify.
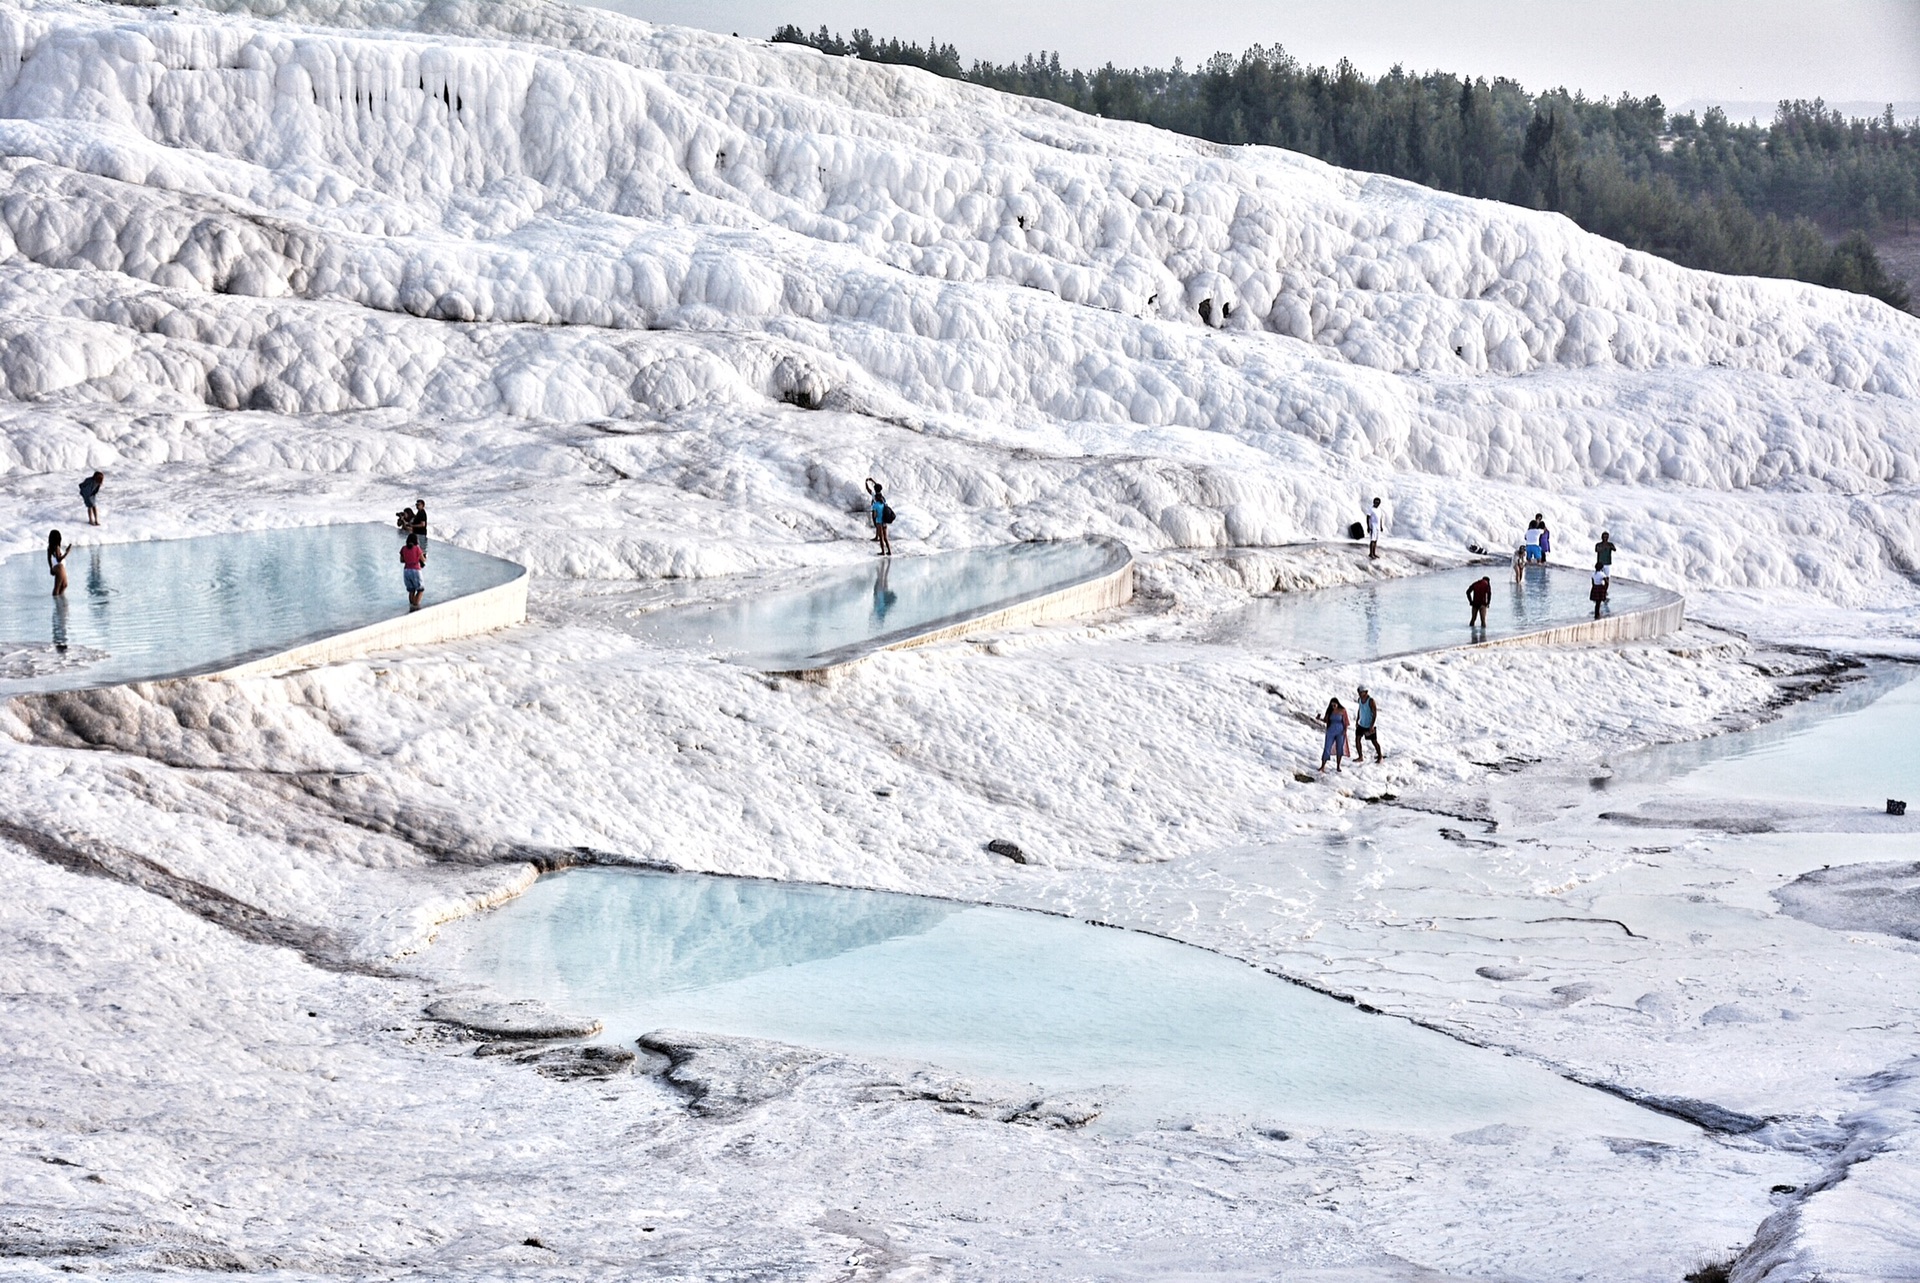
[400,533,426,611]
[46,530,68,596]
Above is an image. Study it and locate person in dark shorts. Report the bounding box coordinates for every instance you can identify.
[400,533,426,611]
[78,472,103,526]
[1354,685,1382,762]
[1466,575,1492,630]
[1365,497,1383,560]
[868,483,894,557]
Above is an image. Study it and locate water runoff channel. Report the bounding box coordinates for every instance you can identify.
[442,547,1728,1140]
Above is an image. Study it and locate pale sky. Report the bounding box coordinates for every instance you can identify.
[586,0,1920,112]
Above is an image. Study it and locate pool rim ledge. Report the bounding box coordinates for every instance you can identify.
[210,562,530,681]
[772,536,1135,679]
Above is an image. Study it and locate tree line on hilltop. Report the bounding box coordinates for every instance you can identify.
[772,25,1916,311]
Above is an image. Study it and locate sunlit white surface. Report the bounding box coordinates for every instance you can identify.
[443,867,1693,1138]
[0,525,523,694]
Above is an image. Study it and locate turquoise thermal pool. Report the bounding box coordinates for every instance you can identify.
[0,524,523,695]
[1218,564,1666,661]
[631,538,1127,670]
[1621,664,1920,809]
[442,868,1694,1138]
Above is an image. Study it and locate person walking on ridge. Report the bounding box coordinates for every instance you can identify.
[1354,686,1382,763]
[1320,697,1350,773]
[1590,562,1610,620]
[1594,530,1615,570]
[1467,574,1492,630]
[400,532,426,611]
[1365,497,1384,561]
[46,530,68,597]
[78,471,104,526]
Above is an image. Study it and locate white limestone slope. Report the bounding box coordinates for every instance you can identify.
[0,0,1915,612]
[2,3,1920,1280]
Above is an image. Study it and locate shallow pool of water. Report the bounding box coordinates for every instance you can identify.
[442,868,1691,1139]
[629,538,1126,670]
[0,524,523,694]
[1618,664,1920,809]
[1216,565,1666,661]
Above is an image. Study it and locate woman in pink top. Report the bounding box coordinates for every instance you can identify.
[400,533,426,611]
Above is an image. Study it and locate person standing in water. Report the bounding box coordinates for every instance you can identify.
[1466,574,1492,630]
[46,531,69,596]
[408,499,428,546]
[1594,530,1615,570]
[1354,686,1382,763]
[868,482,894,557]
[400,533,426,611]
[1365,497,1384,560]
[1590,563,1611,619]
[1320,697,1350,773]
[1538,519,1552,562]
[78,472,104,526]
[1523,518,1543,563]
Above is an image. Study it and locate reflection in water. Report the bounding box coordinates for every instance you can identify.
[51,596,68,652]
[0,525,522,696]
[633,538,1127,670]
[1219,565,1666,662]
[870,557,898,627]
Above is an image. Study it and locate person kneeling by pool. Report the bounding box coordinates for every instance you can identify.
[401,533,426,611]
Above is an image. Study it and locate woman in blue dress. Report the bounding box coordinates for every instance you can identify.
[1320,697,1350,773]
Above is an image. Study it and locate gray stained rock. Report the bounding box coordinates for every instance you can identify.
[423,998,603,1040]
[1774,860,1920,942]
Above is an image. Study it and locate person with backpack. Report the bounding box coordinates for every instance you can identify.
[867,481,895,557]
[1466,575,1492,630]
[78,471,104,526]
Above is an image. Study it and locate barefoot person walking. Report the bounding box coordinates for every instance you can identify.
[78,471,104,526]
[1320,697,1351,773]
[1590,563,1610,619]
[1354,685,1382,763]
[46,530,69,596]
[868,482,895,557]
[400,532,426,611]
